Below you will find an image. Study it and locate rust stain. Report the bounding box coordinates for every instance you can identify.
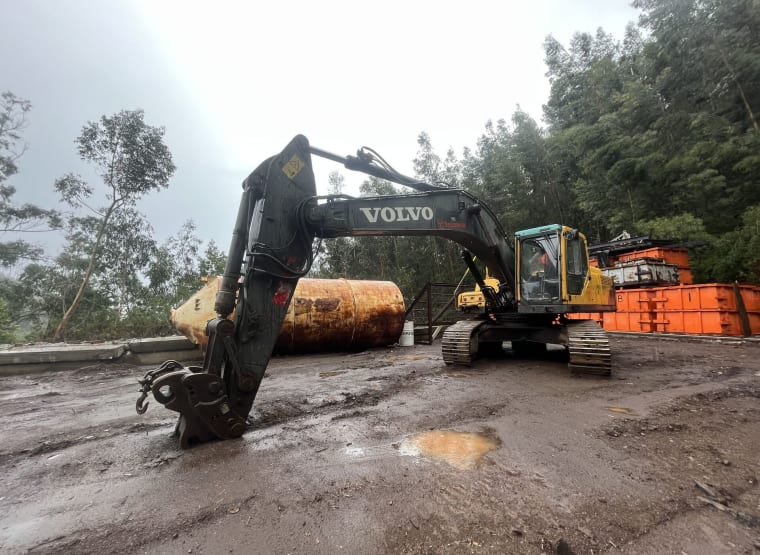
[170,277,405,354]
[293,298,313,316]
[399,430,501,470]
[314,298,341,311]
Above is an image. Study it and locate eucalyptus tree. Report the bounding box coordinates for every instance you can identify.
[52,109,175,341]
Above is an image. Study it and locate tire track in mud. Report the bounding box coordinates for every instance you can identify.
[25,490,261,555]
[382,453,565,554]
[247,363,436,432]
[582,383,760,551]
[0,420,170,462]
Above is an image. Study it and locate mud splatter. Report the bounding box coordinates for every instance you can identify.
[319,370,348,378]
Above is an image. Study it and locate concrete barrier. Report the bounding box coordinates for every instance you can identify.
[0,336,202,376]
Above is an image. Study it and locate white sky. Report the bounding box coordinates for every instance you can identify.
[1,0,638,254]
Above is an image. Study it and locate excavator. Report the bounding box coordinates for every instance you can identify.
[135,135,615,448]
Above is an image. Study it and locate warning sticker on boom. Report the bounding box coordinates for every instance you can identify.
[282,155,305,180]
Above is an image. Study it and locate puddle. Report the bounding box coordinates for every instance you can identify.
[607,407,634,414]
[398,430,501,469]
[319,370,348,378]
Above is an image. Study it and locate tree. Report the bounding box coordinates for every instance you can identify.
[147,220,201,299]
[0,92,59,266]
[199,239,227,277]
[326,170,345,195]
[412,133,463,286]
[691,204,760,283]
[635,0,760,132]
[0,296,14,343]
[52,109,175,340]
[537,2,760,281]
[59,208,158,319]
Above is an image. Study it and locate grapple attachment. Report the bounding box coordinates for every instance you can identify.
[136,360,246,448]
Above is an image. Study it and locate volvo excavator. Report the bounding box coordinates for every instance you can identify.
[136,135,616,448]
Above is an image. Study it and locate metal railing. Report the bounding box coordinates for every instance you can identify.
[404,282,466,344]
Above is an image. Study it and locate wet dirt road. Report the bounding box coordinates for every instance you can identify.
[1,336,759,554]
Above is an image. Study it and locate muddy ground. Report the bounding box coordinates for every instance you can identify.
[1,335,759,554]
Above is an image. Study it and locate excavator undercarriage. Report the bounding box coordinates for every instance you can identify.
[441,316,611,375]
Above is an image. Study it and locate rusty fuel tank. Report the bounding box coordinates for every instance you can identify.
[170,277,406,353]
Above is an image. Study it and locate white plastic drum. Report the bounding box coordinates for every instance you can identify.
[399,320,415,347]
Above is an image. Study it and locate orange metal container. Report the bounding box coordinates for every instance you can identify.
[616,247,690,269]
[740,287,760,311]
[660,284,747,311]
[571,284,760,336]
[171,277,406,353]
[661,310,760,336]
[613,288,657,313]
[614,248,693,284]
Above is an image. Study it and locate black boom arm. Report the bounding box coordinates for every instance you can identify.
[304,192,516,293]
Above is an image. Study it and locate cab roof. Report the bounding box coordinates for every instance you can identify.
[514,224,563,238]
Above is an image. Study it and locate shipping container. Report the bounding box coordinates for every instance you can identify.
[569,284,760,336]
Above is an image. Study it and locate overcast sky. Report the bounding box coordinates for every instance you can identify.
[1,0,638,255]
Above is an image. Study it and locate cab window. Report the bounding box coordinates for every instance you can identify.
[565,234,588,296]
[519,232,560,302]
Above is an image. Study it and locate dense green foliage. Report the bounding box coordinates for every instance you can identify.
[3,0,759,342]
[3,216,227,342]
[319,0,760,293]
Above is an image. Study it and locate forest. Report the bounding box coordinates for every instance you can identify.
[317,0,760,295]
[1,0,758,342]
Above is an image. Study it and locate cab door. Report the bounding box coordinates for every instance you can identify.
[562,230,589,301]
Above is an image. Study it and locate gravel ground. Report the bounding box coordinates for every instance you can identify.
[1,335,759,554]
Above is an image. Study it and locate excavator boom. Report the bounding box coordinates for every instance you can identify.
[305,191,516,295]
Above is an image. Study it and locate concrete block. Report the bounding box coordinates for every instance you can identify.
[0,343,126,366]
[127,336,195,353]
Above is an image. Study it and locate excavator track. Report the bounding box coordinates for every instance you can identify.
[442,319,485,366]
[565,319,611,376]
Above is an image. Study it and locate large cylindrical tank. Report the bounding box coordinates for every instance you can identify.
[170,277,405,353]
